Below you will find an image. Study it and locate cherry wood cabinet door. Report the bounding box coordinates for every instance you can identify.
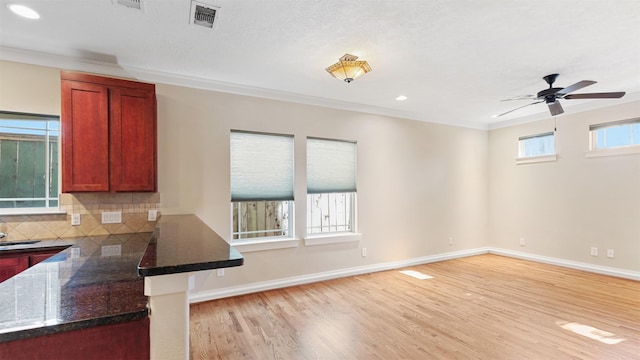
[0,256,29,283]
[60,71,157,192]
[61,80,110,192]
[109,86,157,192]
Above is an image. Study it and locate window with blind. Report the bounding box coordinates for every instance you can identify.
[306,137,357,235]
[0,111,59,212]
[590,118,640,150]
[230,130,294,241]
[518,132,555,158]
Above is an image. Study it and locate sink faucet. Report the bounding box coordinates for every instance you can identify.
[0,232,6,239]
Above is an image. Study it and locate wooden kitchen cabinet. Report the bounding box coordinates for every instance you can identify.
[0,255,29,283]
[0,248,66,283]
[61,71,157,192]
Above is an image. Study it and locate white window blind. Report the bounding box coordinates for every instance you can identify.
[230,131,294,202]
[307,137,357,194]
[518,132,555,157]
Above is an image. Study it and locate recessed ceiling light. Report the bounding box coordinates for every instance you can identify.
[396,95,407,101]
[7,4,40,19]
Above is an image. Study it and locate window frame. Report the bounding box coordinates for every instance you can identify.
[229,130,296,249]
[0,110,62,215]
[231,200,294,241]
[587,118,640,158]
[516,131,557,165]
[305,137,360,244]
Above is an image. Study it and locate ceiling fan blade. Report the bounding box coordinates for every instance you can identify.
[564,92,626,99]
[557,80,596,95]
[500,94,536,102]
[547,101,564,116]
[494,100,544,117]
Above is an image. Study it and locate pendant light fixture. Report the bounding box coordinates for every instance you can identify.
[325,54,372,83]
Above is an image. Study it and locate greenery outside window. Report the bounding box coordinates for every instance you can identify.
[0,111,59,211]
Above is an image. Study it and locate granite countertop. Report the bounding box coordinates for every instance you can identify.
[0,233,151,343]
[0,214,244,344]
[138,214,244,276]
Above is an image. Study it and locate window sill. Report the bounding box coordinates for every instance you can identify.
[304,233,362,246]
[516,154,557,165]
[0,208,66,216]
[585,145,640,158]
[231,237,299,253]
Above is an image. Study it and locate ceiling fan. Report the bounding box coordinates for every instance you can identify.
[495,74,626,117]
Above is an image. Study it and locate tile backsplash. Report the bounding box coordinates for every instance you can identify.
[0,193,160,242]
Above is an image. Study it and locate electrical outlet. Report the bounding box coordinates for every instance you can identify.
[101,244,122,257]
[361,247,367,257]
[607,249,615,258]
[217,268,224,277]
[148,209,158,221]
[101,211,122,224]
[71,213,81,226]
[449,237,454,246]
[519,238,526,246]
[590,247,598,256]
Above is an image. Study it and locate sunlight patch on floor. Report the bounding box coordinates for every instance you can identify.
[557,321,626,345]
[399,270,434,280]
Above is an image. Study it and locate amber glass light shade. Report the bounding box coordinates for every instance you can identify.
[325,54,372,83]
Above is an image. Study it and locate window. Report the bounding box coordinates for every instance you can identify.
[590,118,640,150]
[230,131,294,241]
[0,111,59,211]
[518,132,555,158]
[306,137,357,235]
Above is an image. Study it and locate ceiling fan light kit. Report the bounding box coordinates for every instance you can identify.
[496,73,626,117]
[326,54,372,83]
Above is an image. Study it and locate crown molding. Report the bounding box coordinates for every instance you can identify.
[0,46,487,130]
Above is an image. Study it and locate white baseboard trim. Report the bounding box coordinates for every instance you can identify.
[189,248,488,303]
[487,248,640,281]
[189,247,640,304]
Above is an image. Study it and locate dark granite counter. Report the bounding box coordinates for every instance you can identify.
[138,214,244,276]
[0,233,151,343]
[0,214,244,347]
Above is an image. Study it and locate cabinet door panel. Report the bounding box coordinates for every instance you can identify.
[109,86,157,192]
[61,80,110,192]
[0,256,29,283]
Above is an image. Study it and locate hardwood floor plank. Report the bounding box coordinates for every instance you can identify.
[190,254,640,359]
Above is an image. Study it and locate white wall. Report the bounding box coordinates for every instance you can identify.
[155,83,489,291]
[488,102,640,271]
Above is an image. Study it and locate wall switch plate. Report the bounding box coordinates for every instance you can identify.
[217,268,224,277]
[590,247,598,256]
[519,238,526,246]
[148,209,158,221]
[361,247,367,257]
[449,237,454,246]
[101,211,122,224]
[71,213,81,226]
[607,249,615,258]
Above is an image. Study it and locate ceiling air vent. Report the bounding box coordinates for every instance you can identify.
[190,1,220,29]
[114,0,143,10]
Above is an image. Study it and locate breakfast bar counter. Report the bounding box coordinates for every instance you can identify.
[0,214,244,359]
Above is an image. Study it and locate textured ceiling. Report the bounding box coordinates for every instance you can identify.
[1,0,639,129]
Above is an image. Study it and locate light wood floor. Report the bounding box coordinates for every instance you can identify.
[190,254,640,360]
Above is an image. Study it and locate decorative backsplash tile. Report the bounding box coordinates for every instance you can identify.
[0,193,160,242]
